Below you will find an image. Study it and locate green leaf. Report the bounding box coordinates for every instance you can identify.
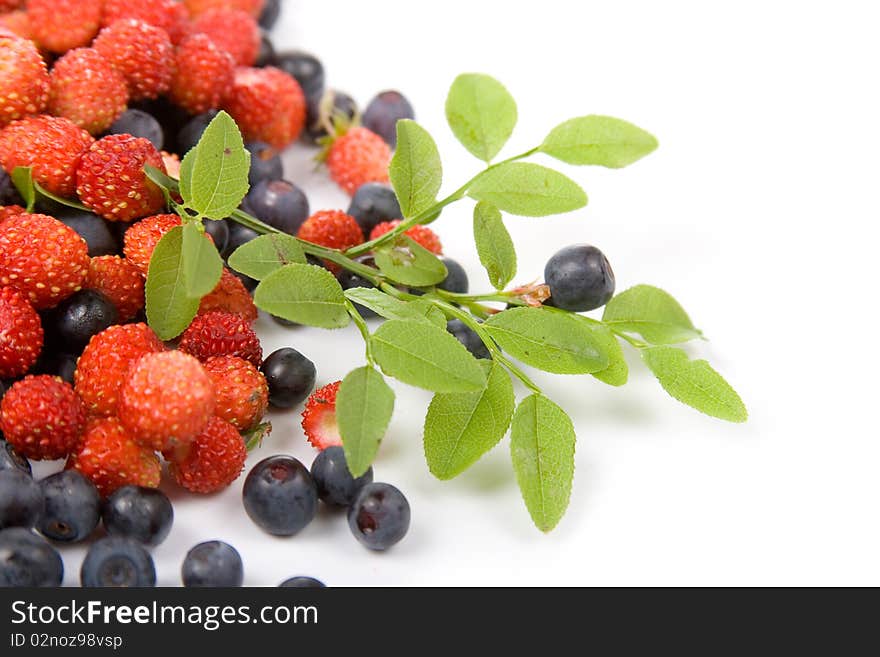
[373,235,448,287]
[602,284,702,345]
[227,233,306,280]
[540,115,658,168]
[343,288,442,326]
[510,394,576,532]
[472,201,516,290]
[445,73,517,163]
[424,361,515,480]
[11,167,35,212]
[145,226,200,340]
[468,162,587,217]
[178,110,250,220]
[144,164,180,192]
[337,366,395,477]
[372,319,487,393]
[181,221,223,298]
[243,422,272,452]
[389,120,442,219]
[485,307,608,374]
[579,319,628,386]
[253,263,350,328]
[641,346,748,423]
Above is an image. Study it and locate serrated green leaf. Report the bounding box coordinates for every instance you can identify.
[343,288,441,326]
[603,284,702,345]
[485,307,608,374]
[145,226,200,340]
[540,115,658,168]
[424,361,515,480]
[181,221,223,298]
[178,110,250,220]
[11,167,35,212]
[372,319,487,393]
[337,366,395,477]
[389,120,442,219]
[586,321,629,387]
[641,346,747,423]
[423,304,447,328]
[445,73,517,163]
[144,164,180,192]
[373,235,448,287]
[254,263,350,328]
[468,162,587,217]
[510,394,575,532]
[472,201,516,290]
[227,233,306,280]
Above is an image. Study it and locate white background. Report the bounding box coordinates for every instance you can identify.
[42,0,880,586]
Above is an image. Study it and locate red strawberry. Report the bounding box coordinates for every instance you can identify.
[369,220,443,255]
[301,381,342,450]
[166,416,247,494]
[184,0,264,18]
[198,267,258,323]
[0,115,94,196]
[27,0,102,54]
[74,323,165,417]
[192,9,260,66]
[0,375,86,460]
[0,212,89,309]
[122,214,181,273]
[179,310,262,366]
[297,209,364,255]
[0,35,49,127]
[325,127,391,196]
[76,134,168,222]
[93,19,174,101]
[223,66,306,149]
[0,2,24,14]
[66,417,161,496]
[169,33,235,115]
[101,0,191,44]
[48,48,129,135]
[0,286,43,378]
[204,355,268,431]
[0,205,25,221]
[84,255,145,322]
[0,11,32,41]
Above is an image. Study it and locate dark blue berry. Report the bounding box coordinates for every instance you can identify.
[38,471,100,543]
[348,482,410,551]
[244,179,309,235]
[259,0,281,30]
[203,218,229,255]
[243,455,318,536]
[311,446,373,507]
[80,536,156,587]
[131,97,189,151]
[56,209,120,257]
[223,221,259,259]
[438,257,469,293]
[0,440,30,476]
[102,485,173,547]
[446,319,491,359]
[347,183,402,235]
[0,168,24,206]
[337,255,378,318]
[0,470,43,530]
[260,348,316,409]
[305,90,357,144]
[108,109,164,150]
[245,141,283,187]
[53,353,78,385]
[255,34,276,67]
[0,527,63,586]
[271,314,298,328]
[44,289,118,354]
[274,51,324,102]
[177,110,218,156]
[182,540,243,587]
[544,244,615,312]
[279,576,325,588]
[362,90,415,147]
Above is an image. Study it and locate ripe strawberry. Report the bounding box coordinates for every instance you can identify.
[122,214,181,273]
[179,310,262,366]
[0,375,86,460]
[74,323,165,417]
[48,48,129,135]
[0,212,89,309]
[325,127,391,196]
[0,11,32,41]
[66,417,161,496]
[0,205,25,221]
[76,134,167,222]
[0,35,48,126]
[297,210,364,254]
[93,19,174,101]
[169,33,235,115]
[0,2,24,13]
[0,115,93,196]
[184,0,264,18]
[204,355,268,431]
[84,255,145,321]
[198,267,258,323]
[166,416,247,494]
[301,381,342,450]
[192,9,260,66]
[369,220,443,255]
[0,286,42,378]
[223,66,306,149]
[27,0,102,54]
[101,0,191,44]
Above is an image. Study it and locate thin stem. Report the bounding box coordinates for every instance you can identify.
[612,330,648,349]
[345,299,374,365]
[434,288,525,307]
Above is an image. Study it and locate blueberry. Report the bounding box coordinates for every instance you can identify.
[177,110,219,156]
[311,447,373,507]
[0,527,64,586]
[108,109,164,150]
[0,470,43,530]
[80,536,156,587]
[438,257,469,294]
[102,486,173,547]
[242,455,318,536]
[348,482,410,551]
[544,244,615,312]
[337,255,378,319]
[259,0,281,30]
[245,141,283,187]
[54,353,78,385]
[362,90,415,147]
[38,471,100,543]
[0,168,24,206]
[203,218,229,255]
[305,90,357,144]
[279,576,325,588]
[347,183,402,235]
[274,51,324,102]
[446,319,491,359]
[56,209,120,257]
[223,221,259,259]
[130,97,189,151]
[244,179,309,235]
[0,440,30,476]
[44,289,118,354]
[255,33,276,67]
[181,540,243,587]
[260,348,316,409]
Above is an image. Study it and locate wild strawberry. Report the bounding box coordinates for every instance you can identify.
[0,115,93,196]
[101,0,191,44]
[0,286,42,378]
[0,204,24,221]
[166,416,247,494]
[48,48,129,135]
[184,0,264,18]
[0,2,24,14]
[325,127,391,196]
[74,323,165,417]
[76,134,167,222]
[0,375,86,460]
[223,66,306,149]
[297,209,364,254]
[27,0,102,54]
[204,355,268,431]
[93,19,174,101]
[118,351,216,452]
[122,214,181,273]
[179,310,262,366]
[66,417,161,496]
[192,9,260,66]
[0,212,89,309]
[0,11,32,41]
[0,35,48,127]
[169,33,235,115]
[369,220,443,254]
[301,381,342,450]
[198,268,257,322]
[84,256,145,321]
